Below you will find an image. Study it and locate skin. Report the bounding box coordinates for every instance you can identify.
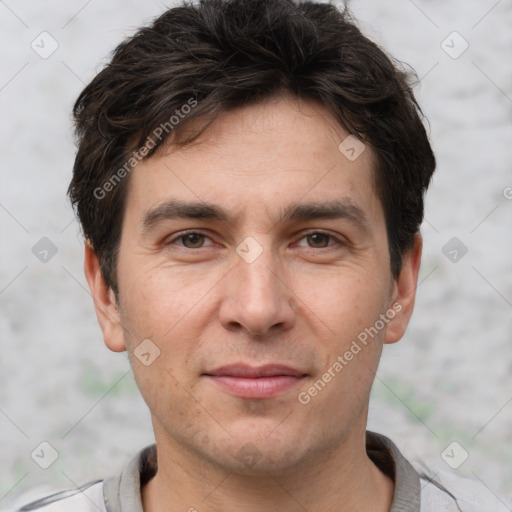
[85,94,422,512]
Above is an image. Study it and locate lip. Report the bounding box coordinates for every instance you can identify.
[203,364,307,399]
[205,364,306,378]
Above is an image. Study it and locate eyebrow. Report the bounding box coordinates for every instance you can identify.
[140,198,371,234]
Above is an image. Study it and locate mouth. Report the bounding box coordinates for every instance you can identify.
[202,364,308,399]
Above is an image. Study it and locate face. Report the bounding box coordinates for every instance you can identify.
[86,95,421,474]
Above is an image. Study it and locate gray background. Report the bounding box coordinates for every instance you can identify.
[1,0,511,508]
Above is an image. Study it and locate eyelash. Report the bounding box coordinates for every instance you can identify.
[165,229,344,250]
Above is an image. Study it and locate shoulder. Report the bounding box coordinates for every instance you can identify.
[419,470,510,512]
[9,444,156,512]
[366,431,509,512]
[10,480,106,512]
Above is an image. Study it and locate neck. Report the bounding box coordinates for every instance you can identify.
[141,427,394,512]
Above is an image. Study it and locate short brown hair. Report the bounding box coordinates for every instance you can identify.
[68,0,436,297]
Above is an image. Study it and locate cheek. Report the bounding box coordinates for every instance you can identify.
[117,269,204,419]
[294,269,391,346]
[119,264,198,340]
[117,264,218,385]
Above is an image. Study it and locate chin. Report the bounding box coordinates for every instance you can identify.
[210,429,312,476]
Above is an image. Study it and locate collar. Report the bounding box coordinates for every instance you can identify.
[366,431,421,511]
[103,431,421,512]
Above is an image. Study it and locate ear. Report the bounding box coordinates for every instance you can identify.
[384,234,423,344]
[84,240,127,352]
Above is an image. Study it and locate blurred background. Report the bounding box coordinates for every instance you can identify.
[1,0,511,508]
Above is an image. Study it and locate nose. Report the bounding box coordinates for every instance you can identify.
[218,241,296,337]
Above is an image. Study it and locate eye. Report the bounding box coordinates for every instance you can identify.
[166,230,213,249]
[296,231,342,249]
[165,230,344,251]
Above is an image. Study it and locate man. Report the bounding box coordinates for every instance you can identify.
[16,0,506,511]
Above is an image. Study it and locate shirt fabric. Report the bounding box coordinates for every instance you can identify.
[13,431,508,512]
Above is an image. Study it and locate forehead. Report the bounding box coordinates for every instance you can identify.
[123,96,382,228]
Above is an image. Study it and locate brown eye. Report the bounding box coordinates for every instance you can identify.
[181,233,206,248]
[306,233,332,248]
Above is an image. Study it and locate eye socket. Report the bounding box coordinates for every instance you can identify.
[165,230,343,250]
[166,231,213,249]
[298,232,340,249]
